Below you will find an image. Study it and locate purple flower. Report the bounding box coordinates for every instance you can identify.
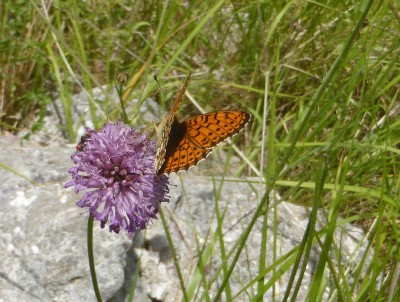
[65,122,169,236]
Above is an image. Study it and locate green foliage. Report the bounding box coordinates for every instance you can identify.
[2,0,400,300]
[0,0,51,132]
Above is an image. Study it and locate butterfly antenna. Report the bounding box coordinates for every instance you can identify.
[153,74,170,104]
[116,71,129,123]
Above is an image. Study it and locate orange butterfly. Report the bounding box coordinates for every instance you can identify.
[154,73,251,175]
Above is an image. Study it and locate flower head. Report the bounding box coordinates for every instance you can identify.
[65,122,169,236]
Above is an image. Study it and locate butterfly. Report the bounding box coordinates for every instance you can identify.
[154,73,251,175]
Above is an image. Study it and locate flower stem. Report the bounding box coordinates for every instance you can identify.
[88,215,103,302]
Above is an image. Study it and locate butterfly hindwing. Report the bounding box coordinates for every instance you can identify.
[159,135,212,174]
[183,111,251,149]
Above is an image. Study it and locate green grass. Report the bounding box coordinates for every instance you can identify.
[2,0,400,301]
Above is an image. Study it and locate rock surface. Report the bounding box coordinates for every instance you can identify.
[0,133,368,301]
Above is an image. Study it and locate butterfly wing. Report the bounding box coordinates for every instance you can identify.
[158,110,251,174]
[154,74,192,173]
[154,113,175,173]
[158,135,213,174]
[183,110,251,149]
[171,73,192,113]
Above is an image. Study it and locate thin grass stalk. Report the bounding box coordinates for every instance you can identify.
[194,237,211,302]
[66,10,97,126]
[256,70,270,301]
[289,159,327,301]
[307,155,349,299]
[269,52,280,301]
[127,256,140,302]
[46,45,75,140]
[159,0,226,77]
[159,207,189,302]
[212,175,232,301]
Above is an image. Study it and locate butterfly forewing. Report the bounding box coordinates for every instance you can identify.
[154,113,175,172]
[171,73,192,113]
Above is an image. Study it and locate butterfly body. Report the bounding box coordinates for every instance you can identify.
[154,74,251,175]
